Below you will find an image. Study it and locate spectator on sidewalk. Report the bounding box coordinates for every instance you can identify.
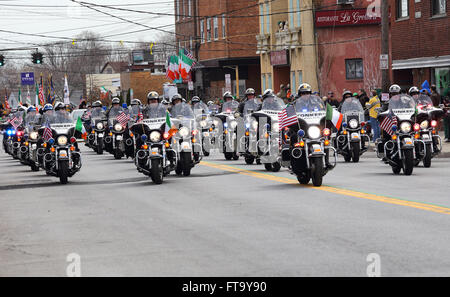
[430,84,441,107]
[326,91,339,108]
[366,90,381,141]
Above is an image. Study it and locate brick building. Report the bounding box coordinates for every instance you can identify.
[315,0,382,98]
[390,0,449,93]
[175,0,261,100]
[257,0,318,98]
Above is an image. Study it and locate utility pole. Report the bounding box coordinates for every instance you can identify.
[381,0,390,92]
[235,65,239,100]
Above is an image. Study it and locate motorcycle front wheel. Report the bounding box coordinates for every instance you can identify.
[150,159,164,184]
[311,157,324,187]
[351,142,360,162]
[402,149,414,176]
[58,160,69,184]
[423,143,432,168]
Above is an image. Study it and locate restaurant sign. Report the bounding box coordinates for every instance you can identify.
[315,9,381,27]
[270,50,289,66]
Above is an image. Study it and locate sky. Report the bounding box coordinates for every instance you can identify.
[0,0,175,56]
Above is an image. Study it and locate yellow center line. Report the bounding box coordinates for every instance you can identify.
[200,161,450,215]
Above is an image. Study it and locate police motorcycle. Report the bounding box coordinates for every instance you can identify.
[39,105,82,184]
[1,111,18,155]
[8,107,27,159]
[171,96,202,176]
[215,92,240,160]
[191,97,213,156]
[131,100,176,184]
[19,106,41,170]
[255,92,284,171]
[240,95,261,165]
[105,100,128,159]
[410,89,444,167]
[88,101,108,155]
[332,95,370,162]
[124,99,144,158]
[376,94,416,175]
[280,84,337,186]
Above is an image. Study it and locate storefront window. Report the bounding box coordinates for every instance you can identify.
[434,67,450,95]
[345,59,364,80]
[397,0,409,19]
[432,0,446,15]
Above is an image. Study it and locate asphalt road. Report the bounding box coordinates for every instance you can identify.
[0,145,449,276]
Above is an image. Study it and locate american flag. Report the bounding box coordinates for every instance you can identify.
[182,48,196,66]
[137,111,144,123]
[43,120,53,141]
[9,116,23,130]
[116,112,130,128]
[380,109,398,136]
[278,104,298,130]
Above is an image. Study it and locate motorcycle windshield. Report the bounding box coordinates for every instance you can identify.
[261,96,285,112]
[90,107,105,119]
[171,103,194,119]
[145,104,166,119]
[243,99,260,115]
[25,112,40,127]
[108,107,124,118]
[193,102,209,114]
[414,94,433,110]
[341,97,364,114]
[389,94,416,120]
[47,110,73,124]
[294,95,326,124]
[221,101,239,113]
[129,105,141,118]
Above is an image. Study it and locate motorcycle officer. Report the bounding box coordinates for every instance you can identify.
[238,88,257,115]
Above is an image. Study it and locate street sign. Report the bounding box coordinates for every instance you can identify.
[381,93,389,101]
[188,81,194,91]
[21,72,35,86]
[225,74,231,92]
[380,54,389,70]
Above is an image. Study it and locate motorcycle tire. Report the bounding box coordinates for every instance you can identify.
[31,163,39,172]
[150,159,164,184]
[97,138,104,155]
[114,148,122,160]
[175,161,183,176]
[402,149,414,176]
[203,149,210,157]
[232,153,239,160]
[392,165,401,174]
[224,152,233,160]
[245,156,255,165]
[343,154,352,162]
[351,142,360,163]
[423,143,432,168]
[311,157,324,187]
[297,171,310,185]
[182,152,191,177]
[58,160,69,184]
[271,162,281,172]
[256,158,261,165]
[264,163,272,171]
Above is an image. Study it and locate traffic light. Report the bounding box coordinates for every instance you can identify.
[32,52,43,64]
[0,55,4,66]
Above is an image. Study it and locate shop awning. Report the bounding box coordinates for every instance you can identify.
[392,55,450,70]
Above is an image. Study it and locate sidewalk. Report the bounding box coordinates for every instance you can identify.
[439,131,450,158]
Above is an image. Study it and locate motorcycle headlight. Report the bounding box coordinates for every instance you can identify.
[30,132,38,140]
[230,121,238,129]
[251,121,258,130]
[179,127,190,138]
[272,122,279,132]
[213,119,220,126]
[308,126,321,139]
[96,122,104,130]
[57,136,68,146]
[149,131,161,142]
[200,120,207,128]
[420,120,429,130]
[400,122,411,133]
[114,124,123,132]
[349,119,358,129]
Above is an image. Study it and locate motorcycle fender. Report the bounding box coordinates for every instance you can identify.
[31,144,37,149]
[98,133,104,138]
[310,144,323,155]
[59,150,69,160]
[350,132,360,142]
[402,138,414,148]
[149,147,161,158]
[181,141,192,152]
[116,135,123,141]
[421,134,431,142]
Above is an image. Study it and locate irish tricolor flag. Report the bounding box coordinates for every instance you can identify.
[165,110,178,138]
[326,103,343,130]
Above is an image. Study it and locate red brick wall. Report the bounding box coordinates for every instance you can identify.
[316,1,382,96]
[389,0,450,60]
[121,72,170,101]
[196,0,259,62]
[175,0,197,55]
